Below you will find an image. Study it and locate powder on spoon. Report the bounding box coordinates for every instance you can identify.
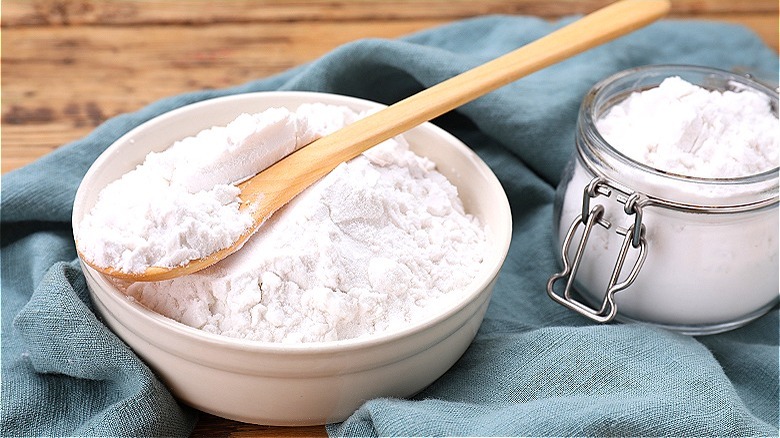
[76,103,361,273]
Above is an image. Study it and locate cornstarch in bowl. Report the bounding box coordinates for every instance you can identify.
[73,91,512,425]
[81,102,487,343]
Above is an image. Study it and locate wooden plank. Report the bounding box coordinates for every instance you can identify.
[4,13,778,169]
[1,19,441,173]
[3,13,778,174]
[191,413,327,437]
[3,0,778,26]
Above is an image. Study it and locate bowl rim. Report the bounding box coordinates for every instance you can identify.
[75,90,513,355]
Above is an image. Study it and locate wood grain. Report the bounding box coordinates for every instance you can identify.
[1,1,777,436]
[2,1,777,173]
[3,0,778,25]
[1,19,443,172]
[191,413,328,437]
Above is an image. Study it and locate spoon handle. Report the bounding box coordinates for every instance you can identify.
[240,0,670,219]
[118,0,669,282]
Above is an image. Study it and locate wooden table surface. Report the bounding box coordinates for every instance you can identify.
[2,1,777,436]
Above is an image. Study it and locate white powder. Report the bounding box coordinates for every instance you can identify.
[77,103,360,273]
[555,75,778,331]
[125,133,487,343]
[596,76,778,178]
[83,103,487,343]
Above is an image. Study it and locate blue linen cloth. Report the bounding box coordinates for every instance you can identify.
[2,15,778,437]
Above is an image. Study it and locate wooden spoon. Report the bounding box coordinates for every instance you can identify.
[89,0,670,282]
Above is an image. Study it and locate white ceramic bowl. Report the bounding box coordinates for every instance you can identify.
[73,91,512,426]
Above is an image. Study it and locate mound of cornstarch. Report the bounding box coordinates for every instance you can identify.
[120,104,487,343]
[77,103,361,273]
[596,76,778,178]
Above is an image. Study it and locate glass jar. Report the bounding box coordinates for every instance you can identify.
[547,65,779,335]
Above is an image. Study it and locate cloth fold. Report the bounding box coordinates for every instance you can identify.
[2,15,777,437]
[8,261,196,436]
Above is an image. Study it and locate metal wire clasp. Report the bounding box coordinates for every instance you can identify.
[547,177,648,322]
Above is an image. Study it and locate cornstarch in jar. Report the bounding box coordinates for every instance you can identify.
[113,104,487,343]
[551,68,778,334]
[596,76,778,177]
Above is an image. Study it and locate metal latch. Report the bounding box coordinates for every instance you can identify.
[547,177,648,322]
